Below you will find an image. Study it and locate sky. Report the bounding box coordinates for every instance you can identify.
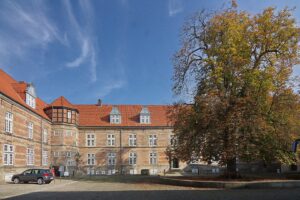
[0,0,300,105]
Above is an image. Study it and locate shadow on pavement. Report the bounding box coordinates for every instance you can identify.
[5,189,300,200]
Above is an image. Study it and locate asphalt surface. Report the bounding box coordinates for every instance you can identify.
[1,179,300,200]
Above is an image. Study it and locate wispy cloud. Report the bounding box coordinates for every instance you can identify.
[168,0,183,17]
[63,0,98,82]
[0,1,66,67]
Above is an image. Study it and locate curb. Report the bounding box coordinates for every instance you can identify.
[159,178,300,189]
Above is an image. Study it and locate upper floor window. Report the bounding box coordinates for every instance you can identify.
[53,151,60,157]
[26,148,34,166]
[43,129,48,143]
[129,134,137,146]
[110,106,121,124]
[170,135,178,146]
[107,134,115,146]
[107,152,116,165]
[149,134,157,147]
[3,144,14,165]
[129,152,137,165]
[67,111,71,119]
[28,122,33,139]
[86,134,95,147]
[25,84,36,109]
[66,151,72,158]
[140,106,151,124]
[5,112,13,133]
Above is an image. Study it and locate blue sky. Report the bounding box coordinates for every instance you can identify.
[0,0,299,105]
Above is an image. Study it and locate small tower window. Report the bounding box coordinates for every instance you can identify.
[140,106,150,124]
[110,106,121,124]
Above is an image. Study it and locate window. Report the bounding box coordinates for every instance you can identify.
[149,135,157,147]
[42,151,48,166]
[110,106,121,124]
[65,130,72,136]
[140,106,151,124]
[87,153,95,165]
[129,134,137,146]
[110,114,121,124]
[107,134,115,146]
[140,115,150,124]
[43,129,48,143]
[107,152,116,165]
[26,93,36,108]
[170,135,178,146]
[53,130,62,136]
[66,151,72,158]
[3,144,14,165]
[129,152,137,165]
[5,112,13,133]
[67,111,71,119]
[28,122,33,139]
[53,152,60,157]
[67,159,75,166]
[86,134,95,147]
[149,152,157,165]
[26,148,34,165]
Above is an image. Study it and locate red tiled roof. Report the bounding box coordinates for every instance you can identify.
[0,69,172,127]
[0,69,50,120]
[48,96,76,109]
[75,104,171,127]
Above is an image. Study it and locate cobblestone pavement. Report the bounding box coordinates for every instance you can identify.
[1,179,300,200]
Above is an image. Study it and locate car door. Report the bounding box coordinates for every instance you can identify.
[31,169,39,182]
[20,169,32,182]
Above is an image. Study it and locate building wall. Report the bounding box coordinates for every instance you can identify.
[78,128,184,175]
[0,95,52,180]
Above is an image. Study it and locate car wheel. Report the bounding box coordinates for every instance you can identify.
[37,178,44,185]
[13,178,20,184]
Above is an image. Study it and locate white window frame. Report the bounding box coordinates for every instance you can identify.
[3,144,14,165]
[67,111,71,119]
[28,122,33,139]
[107,152,116,165]
[140,115,150,124]
[86,134,95,147]
[53,151,60,157]
[42,150,48,166]
[149,152,157,165]
[129,134,137,146]
[110,114,121,124]
[26,93,36,109]
[26,148,34,166]
[129,152,137,165]
[149,134,157,147]
[43,128,48,143]
[65,130,72,136]
[107,134,115,146]
[66,151,72,158]
[87,153,95,165]
[5,112,13,133]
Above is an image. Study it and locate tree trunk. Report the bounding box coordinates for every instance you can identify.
[224,157,240,179]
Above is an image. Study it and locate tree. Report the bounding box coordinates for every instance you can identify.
[171,5,300,177]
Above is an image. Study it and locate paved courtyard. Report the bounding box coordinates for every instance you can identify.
[0,179,300,200]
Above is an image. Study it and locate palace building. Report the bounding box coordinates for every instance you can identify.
[0,69,184,180]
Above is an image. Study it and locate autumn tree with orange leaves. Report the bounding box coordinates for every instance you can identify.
[171,4,300,177]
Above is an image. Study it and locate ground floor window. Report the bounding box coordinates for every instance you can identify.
[42,151,48,166]
[87,167,95,175]
[3,144,14,165]
[107,152,116,165]
[129,152,137,165]
[149,152,157,165]
[87,153,95,165]
[26,148,34,166]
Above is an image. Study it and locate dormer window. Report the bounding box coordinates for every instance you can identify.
[140,106,150,124]
[25,83,36,109]
[110,106,121,124]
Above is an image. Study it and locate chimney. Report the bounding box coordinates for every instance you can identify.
[97,99,102,106]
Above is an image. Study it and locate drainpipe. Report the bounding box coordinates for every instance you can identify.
[119,129,122,174]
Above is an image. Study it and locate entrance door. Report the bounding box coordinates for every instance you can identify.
[171,158,179,169]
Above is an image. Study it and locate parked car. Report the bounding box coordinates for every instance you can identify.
[11,169,54,185]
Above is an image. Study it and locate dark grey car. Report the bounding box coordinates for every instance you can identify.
[12,169,54,185]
